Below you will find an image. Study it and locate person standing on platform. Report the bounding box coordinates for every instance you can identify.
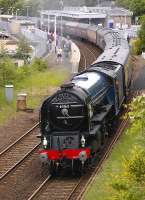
[56,47,63,63]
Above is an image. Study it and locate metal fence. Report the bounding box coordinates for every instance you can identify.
[20,28,48,58]
[0,21,48,58]
[0,21,10,32]
[114,25,141,39]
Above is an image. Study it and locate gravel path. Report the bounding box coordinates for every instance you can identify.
[0,111,39,152]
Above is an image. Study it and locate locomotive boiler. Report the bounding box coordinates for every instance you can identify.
[39,23,132,173]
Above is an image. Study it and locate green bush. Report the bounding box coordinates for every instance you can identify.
[31,58,48,72]
[0,57,18,85]
[0,57,49,87]
[132,39,142,55]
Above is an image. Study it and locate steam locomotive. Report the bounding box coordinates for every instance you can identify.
[39,22,132,173]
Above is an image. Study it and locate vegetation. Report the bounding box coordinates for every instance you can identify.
[116,0,145,17]
[110,96,145,200]
[116,0,145,54]
[0,0,92,16]
[16,36,32,61]
[84,95,145,200]
[132,15,145,55]
[0,57,70,123]
[0,57,18,86]
[0,0,24,14]
[0,37,32,62]
[138,15,145,52]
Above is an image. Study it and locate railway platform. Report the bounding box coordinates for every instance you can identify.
[46,39,80,75]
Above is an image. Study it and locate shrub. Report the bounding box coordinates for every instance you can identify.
[31,58,48,72]
[132,39,142,55]
[0,57,18,85]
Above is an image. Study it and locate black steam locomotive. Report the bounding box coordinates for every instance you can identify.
[39,23,132,173]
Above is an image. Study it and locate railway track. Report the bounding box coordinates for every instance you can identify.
[0,39,131,200]
[0,39,139,200]
[26,116,129,200]
[0,39,102,200]
[0,123,40,180]
[73,40,102,71]
[0,145,49,200]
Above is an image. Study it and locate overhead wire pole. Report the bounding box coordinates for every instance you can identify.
[25,6,30,18]
[47,14,50,33]
[40,11,43,30]
[60,0,64,45]
[54,14,57,53]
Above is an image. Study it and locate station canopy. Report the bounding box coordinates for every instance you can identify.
[41,6,133,19]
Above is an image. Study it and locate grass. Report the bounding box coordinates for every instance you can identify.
[84,127,140,200]
[0,67,70,124]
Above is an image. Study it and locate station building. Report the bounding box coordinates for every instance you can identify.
[40,6,133,30]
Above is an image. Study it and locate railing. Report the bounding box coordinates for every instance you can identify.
[20,27,48,58]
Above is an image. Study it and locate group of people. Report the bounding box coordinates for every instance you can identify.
[47,32,72,63]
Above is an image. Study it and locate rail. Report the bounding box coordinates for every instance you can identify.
[0,123,40,180]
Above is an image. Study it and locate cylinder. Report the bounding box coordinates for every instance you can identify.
[17,93,27,111]
[5,85,14,102]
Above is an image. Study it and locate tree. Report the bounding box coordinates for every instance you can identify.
[116,0,145,16]
[31,58,48,72]
[129,0,145,17]
[111,148,145,200]
[124,148,145,184]
[85,0,96,7]
[138,15,145,52]
[110,95,145,200]
[128,95,145,135]
[0,0,24,14]
[0,57,18,85]
[16,36,32,61]
[23,0,86,16]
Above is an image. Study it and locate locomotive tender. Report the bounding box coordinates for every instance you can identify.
[39,22,132,172]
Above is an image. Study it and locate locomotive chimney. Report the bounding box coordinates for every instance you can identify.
[61,82,74,90]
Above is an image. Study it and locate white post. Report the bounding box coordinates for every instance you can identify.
[16,10,18,20]
[54,15,57,51]
[26,6,29,18]
[10,7,14,16]
[48,14,50,33]
[12,7,14,16]
[40,12,43,29]
[61,13,63,39]
[125,14,127,27]
[16,9,20,20]
[89,18,91,25]
[60,0,64,45]
[5,85,14,102]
